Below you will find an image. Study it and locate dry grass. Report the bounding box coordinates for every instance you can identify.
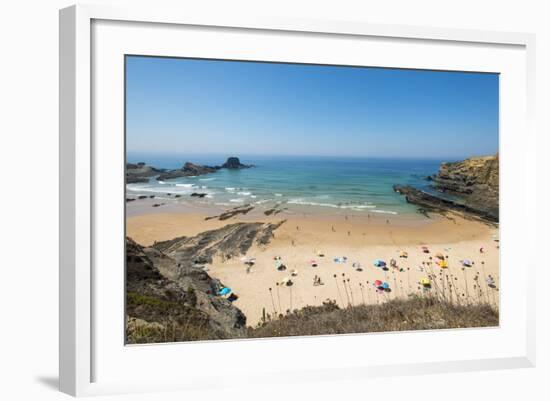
[248,295,498,339]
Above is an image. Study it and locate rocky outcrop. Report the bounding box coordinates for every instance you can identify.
[153,220,285,266]
[393,154,499,222]
[126,236,247,343]
[126,220,285,343]
[393,185,498,222]
[431,154,498,214]
[127,158,253,183]
[156,162,219,181]
[221,157,252,169]
[205,204,255,221]
[126,162,162,184]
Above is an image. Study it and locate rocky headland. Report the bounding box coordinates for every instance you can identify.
[394,154,499,222]
[126,162,163,184]
[126,220,285,343]
[125,157,252,184]
[156,162,219,181]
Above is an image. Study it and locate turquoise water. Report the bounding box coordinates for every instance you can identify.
[126,154,448,216]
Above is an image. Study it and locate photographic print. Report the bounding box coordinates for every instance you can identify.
[125,56,499,344]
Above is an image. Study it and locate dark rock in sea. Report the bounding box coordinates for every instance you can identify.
[393,184,498,222]
[221,157,252,169]
[138,195,147,199]
[126,176,149,184]
[156,162,219,181]
[264,203,287,216]
[152,203,162,207]
[174,194,181,198]
[126,198,135,202]
[190,192,207,198]
[126,163,161,184]
[149,195,155,198]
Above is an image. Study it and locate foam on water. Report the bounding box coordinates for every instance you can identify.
[126,155,445,217]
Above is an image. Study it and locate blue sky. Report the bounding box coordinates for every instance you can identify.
[126,56,499,159]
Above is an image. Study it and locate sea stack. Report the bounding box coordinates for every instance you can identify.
[221,157,252,169]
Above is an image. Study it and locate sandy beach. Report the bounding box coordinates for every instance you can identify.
[127,206,499,327]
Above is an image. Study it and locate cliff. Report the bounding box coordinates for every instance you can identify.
[431,154,499,220]
[126,220,285,343]
[394,154,499,222]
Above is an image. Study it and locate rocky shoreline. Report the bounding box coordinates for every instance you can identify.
[126,156,253,184]
[126,220,285,343]
[394,154,499,222]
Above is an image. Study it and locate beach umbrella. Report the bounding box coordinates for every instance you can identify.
[400,251,408,258]
[374,280,383,287]
[218,287,231,296]
[310,260,318,267]
[421,246,430,253]
[435,252,445,260]
[373,259,386,267]
[462,259,473,267]
[382,282,390,290]
[437,260,448,269]
[420,278,431,286]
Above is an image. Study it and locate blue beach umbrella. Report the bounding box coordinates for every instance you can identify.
[218,287,231,296]
[373,259,386,268]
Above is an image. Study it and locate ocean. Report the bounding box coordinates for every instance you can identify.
[126,154,450,217]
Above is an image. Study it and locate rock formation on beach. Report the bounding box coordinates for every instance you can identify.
[153,220,285,266]
[126,220,285,343]
[394,154,499,222]
[205,204,255,221]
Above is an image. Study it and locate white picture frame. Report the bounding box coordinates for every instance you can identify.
[59,4,536,397]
